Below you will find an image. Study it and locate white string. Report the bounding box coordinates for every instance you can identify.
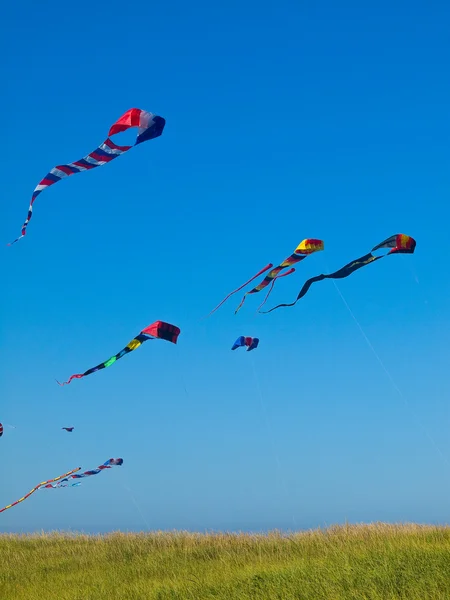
[121,473,151,531]
[331,279,449,468]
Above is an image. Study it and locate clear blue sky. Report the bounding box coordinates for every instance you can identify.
[1,0,450,533]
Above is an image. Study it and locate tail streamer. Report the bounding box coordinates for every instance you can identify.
[0,467,81,513]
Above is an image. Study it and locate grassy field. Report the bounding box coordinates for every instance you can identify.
[1,523,449,599]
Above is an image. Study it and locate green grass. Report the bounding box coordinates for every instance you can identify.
[1,523,449,599]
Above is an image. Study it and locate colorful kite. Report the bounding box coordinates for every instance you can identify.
[57,321,180,386]
[42,458,123,488]
[0,423,2,438]
[208,239,324,315]
[9,108,166,245]
[232,336,259,351]
[62,427,74,432]
[0,467,81,513]
[260,234,416,313]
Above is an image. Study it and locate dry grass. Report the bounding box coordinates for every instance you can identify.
[1,523,449,599]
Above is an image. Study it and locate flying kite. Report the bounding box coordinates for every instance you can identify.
[42,458,123,488]
[232,336,259,351]
[0,467,81,513]
[208,239,324,315]
[62,427,74,432]
[260,234,416,313]
[9,108,166,245]
[57,321,180,385]
[0,423,2,438]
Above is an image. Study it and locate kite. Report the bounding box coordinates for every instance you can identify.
[0,467,81,513]
[62,427,74,432]
[260,234,416,313]
[9,108,166,245]
[42,458,123,488]
[208,239,324,315]
[57,320,180,386]
[232,336,259,351]
[0,423,2,438]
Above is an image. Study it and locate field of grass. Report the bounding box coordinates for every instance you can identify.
[1,523,449,599]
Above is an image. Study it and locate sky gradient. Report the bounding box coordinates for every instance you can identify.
[1,0,450,532]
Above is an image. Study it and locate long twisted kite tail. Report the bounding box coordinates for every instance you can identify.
[43,458,124,489]
[8,108,165,245]
[7,138,132,246]
[56,321,180,385]
[206,263,273,317]
[256,268,296,312]
[0,467,81,513]
[56,334,152,385]
[56,375,83,387]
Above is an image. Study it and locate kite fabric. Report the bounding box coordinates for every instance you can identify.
[232,336,260,351]
[57,320,180,386]
[42,482,81,489]
[260,234,416,313]
[0,423,2,438]
[62,427,74,432]
[208,239,324,316]
[0,467,81,513]
[9,108,166,245]
[42,458,123,489]
[235,238,324,313]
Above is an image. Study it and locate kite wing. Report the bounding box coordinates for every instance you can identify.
[140,321,181,344]
[231,336,246,350]
[0,467,81,513]
[57,321,180,385]
[9,108,165,245]
[247,337,259,351]
[261,234,416,313]
[231,336,259,351]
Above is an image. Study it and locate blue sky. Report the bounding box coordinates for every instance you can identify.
[1,0,450,533]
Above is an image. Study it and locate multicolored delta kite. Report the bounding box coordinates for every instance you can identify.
[57,321,180,385]
[42,458,123,488]
[0,467,81,513]
[9,108,165,245]
[208,239,324,315]
[232,336,259,351]
[260,234,416,313]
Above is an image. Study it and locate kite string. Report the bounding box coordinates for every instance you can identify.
[250,355,298,529]
[330,279,450,468]
[121,471,151,531]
